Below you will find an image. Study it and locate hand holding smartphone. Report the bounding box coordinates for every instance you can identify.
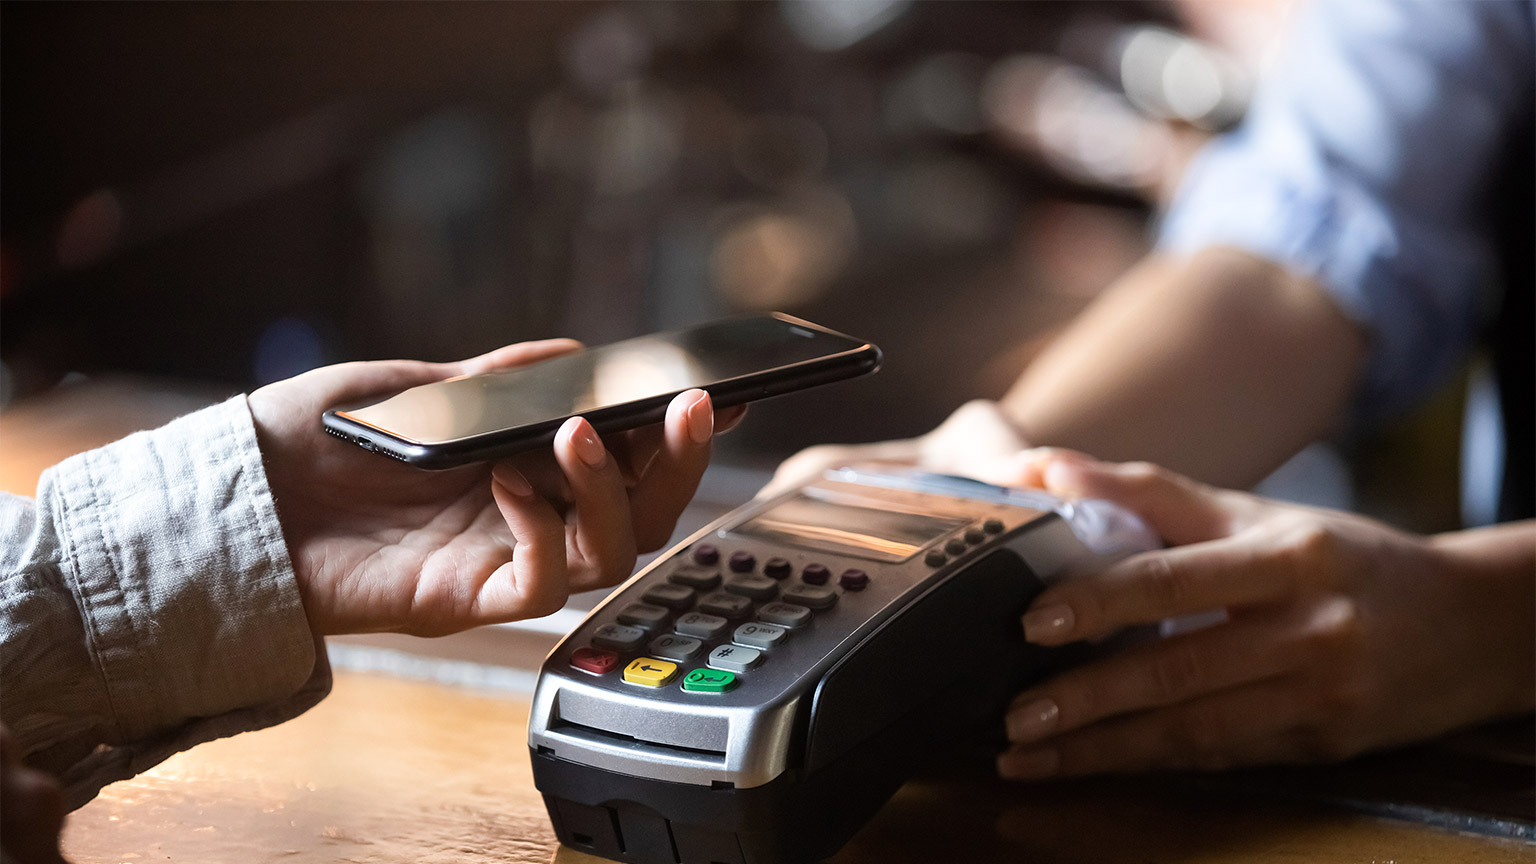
[322,313,881,469]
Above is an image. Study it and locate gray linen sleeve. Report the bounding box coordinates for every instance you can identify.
[0,395,331,810]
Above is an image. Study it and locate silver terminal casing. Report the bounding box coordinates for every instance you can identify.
[528,469,1152,789]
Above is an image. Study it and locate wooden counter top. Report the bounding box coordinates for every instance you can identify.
[60,666,1531,864]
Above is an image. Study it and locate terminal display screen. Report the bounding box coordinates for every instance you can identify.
[731,493,969,562]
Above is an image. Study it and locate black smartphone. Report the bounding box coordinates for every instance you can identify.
[321,312,881,469]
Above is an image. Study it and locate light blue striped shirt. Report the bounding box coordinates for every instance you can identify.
[1160,0,1534,421]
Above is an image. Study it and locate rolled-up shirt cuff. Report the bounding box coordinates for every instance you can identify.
[42,395,330,807]
[1157,138,1490,422]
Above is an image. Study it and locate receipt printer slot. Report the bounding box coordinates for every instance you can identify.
[549,720,728,761]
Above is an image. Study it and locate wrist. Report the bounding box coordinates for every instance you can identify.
[1429,521,1536,716]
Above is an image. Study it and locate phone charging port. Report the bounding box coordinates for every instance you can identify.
[355,437,376,452]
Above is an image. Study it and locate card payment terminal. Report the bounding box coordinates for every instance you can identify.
[529,467,1158,864]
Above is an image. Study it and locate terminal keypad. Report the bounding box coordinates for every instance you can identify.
[570,543,862,694]
[569,517,998,696]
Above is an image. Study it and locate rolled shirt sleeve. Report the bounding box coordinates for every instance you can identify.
[1159,0,1535,421]
[1,395,330,810]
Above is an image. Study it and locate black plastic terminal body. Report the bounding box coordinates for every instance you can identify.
[531,546,1068,864]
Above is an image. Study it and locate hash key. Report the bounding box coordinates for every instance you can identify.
[707,644,762,673]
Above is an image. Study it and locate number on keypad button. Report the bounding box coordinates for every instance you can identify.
[757,602,811,628]
[698,591,753,619]
[725,575,778,601]
[648,634,705,662]
[592,623,647,652]
[781,585,837,610]
[643,583,696,611]
[617,603,670,630]
[668,565,722,591]
[675,612,729,640]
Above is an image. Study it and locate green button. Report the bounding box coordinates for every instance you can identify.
[682,668,738,693]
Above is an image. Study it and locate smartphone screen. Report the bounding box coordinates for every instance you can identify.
[324,313,879,467]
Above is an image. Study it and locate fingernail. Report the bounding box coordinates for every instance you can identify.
[1007,698,1060,743]
[566,418,608,468]
[686,391,713,445]
[493,465,533,497]
[998,747,1060,781]
[1043,459,1096,495]
[1022,604,1075,643]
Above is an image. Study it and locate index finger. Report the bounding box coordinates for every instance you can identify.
[456,338,583,377]
[285,338,585,409]
[1022,531,1308,645]
[625,389,715,552]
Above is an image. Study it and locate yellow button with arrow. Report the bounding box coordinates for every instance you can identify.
[622,657,679,687]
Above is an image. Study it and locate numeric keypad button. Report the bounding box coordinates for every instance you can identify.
[698,591,753,619]
[668,565,722,591]
[757,602,812,628]
[642,583,696,611]
[648,634,705,662]
[617,603,670,631]
[707,644,762,673]
[781,585,837,610]
[725,575,778,601]
[592,623,647,652]
[733,622,788,649]
[675,612,729,640]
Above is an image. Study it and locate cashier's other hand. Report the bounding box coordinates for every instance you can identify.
[247,342,745,637]
[996,450,1535,780]
[760,399,1027,497]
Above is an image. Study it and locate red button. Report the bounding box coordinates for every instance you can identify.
[571,646,620,674]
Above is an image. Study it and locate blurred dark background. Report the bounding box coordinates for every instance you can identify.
[0,0,1463,530]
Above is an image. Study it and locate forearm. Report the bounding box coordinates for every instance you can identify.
[1429,520,1536,717]
[1001,247,1367,489]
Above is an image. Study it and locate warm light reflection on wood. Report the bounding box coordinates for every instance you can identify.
[59,671,1529,864]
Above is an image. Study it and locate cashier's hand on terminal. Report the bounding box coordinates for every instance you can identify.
[247,340,745,636]
[761,399,1027,498]
[992,449,1535,780]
